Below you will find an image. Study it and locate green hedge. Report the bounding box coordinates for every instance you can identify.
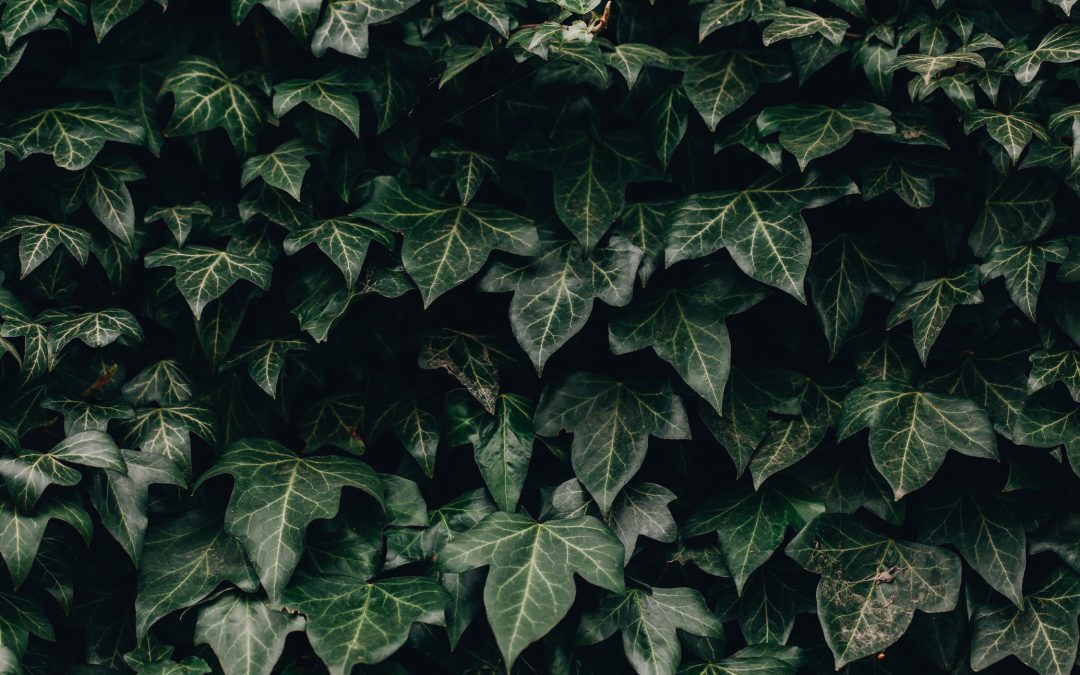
[0,0,1078,673]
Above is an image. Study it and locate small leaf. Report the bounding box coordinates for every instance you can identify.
[886,265,984,363]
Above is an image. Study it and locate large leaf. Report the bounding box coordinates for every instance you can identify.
[194,592,304,675]
[837,380,997,498]
[354,176,538,307]
[194,438,383,601]
[535,371,690,514]
[160,57,265,156]
[438,511,624,669]
[786,513,962,668]
[665,172,857,300]
[2,102,144,170]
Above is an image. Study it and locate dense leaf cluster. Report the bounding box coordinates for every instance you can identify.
[0,0,1078,673]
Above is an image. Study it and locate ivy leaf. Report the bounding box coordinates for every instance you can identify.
[919,492,1026,606]
[231,0,321,42]
[645,85,690,169]
[281,572,447,674]
[143,203,211,248]
[737,558,816,645]
[1,0,59,47]
[970,567,1080,675]
[42,396,132,435]
[859,152,959,208]
[0,495,91,587]
[240,140,319,202]
[758,7,849,47]
[445,392,534,512]
[2,102,144,170]
[480,231,641,373]
[786,513,962,668]
[756,103,893,170]
[535,372,690,514]
[438,511,624,669]
[91,449,187,564]
[698,0,771,42]
[890,51,985,84]
[1028,348,1080,402]
[134,509,259,637]
[160,57,265,156]
[609,481,677,562]
[1006,24,1080,84]
[509,131,658,251]
[60,156,144,244]
[837,380,998,498]
[310,0,421,59]
[441,0,512,37]
[980,239,1068,321]
[612,201,672,286]
[577,587,722,675]
[0,430,125,511]
[807,232,908,358]
[283,215,395,289]
[272,67,363,137]
[224,337,311,398]
[91,0,148,41]
[0,216,90,279]
[122,360,194,406]
[418,329,510,413]
[0,583,53,657]
[685,480,822,592]
[1013,389,1080,475]
[609,262,768,414]
[144,245,273,320]
[194,438,384,602]
[430,140,499,206]
[119,404,216,476]
[48,308,142,352]
[886,265,984,363]
[922,350,1029,442]
[681,51,791,133]
[603,43,669,90]
[666,172,857,301]
[970,173,1057,258]
[354,176,538,307]
[194,592,305,675]
[964,110,1048,164]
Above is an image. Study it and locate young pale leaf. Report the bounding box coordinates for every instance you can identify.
[886,265,984,363]
[838,380,998,498]
[438,511,624,670]
[666,172,857,301]
[535,372,690,514]
[354,176,538,307]
[609,263,768,414]
[970,568,1080,675]
[144,245,273,320]
[577,587,722,675]
[134,509,258,637]
[194,592,305,675]
[281,572,447,674]
[756,102,894,170]
[194,438,383,602]
[786,513,962,669]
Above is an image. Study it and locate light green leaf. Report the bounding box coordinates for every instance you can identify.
[310,0,421,59]
[837,380,998,498]
[964,109,1048,164]
[698,0,771,42]
[2,99,142,167]
[438,511,624,669]
[756,102,894,170]
[144,245,273,320]
[535,371,690,514]
[577,587,722,675]
[665,172,857,300]
[354,176,538,307]
[231,0,321,42]
[134,509,258,637]
[41,396,132,435]
[281,573,447,675]
[886,265,984,363]
[194,438,383,601]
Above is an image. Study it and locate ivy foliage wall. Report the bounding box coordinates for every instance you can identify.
[0,0,1078,673]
